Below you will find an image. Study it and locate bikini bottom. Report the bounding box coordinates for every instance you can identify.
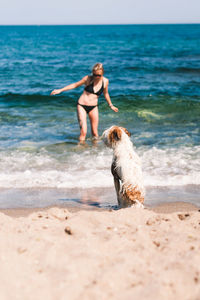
[77,103,98,114]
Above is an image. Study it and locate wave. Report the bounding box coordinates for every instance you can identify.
[175,67,200,74]
[0,92,199,130]
[1,93,200,125]
[111,95,200,125]
[0,93,76,107]
[0,145,199,188]
[1,86,200,106]
[0,93,58,101]
[125,66,200,74]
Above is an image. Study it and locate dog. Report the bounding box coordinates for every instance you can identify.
[102,126,145,208]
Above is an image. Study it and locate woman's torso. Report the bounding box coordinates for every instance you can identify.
[78,76,107,106]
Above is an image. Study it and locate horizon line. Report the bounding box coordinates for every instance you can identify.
[0,22,200,26]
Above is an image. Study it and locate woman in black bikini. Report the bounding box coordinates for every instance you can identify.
[50,63,118,141]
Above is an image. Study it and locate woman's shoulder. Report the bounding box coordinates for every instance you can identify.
[103,76,109,86]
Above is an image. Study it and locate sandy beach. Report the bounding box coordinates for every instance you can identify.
[0,202,200,300]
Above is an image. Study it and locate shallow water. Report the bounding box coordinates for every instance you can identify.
[0,186,199,209]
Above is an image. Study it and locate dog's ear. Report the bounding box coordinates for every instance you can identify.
[121,127,131,137]
[109,127,122,142]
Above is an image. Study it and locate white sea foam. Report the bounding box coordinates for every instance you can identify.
[0,149,113,188]
[141,146,200,186]
[0,145,199,188]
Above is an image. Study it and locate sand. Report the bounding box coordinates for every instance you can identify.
[0,202,200,300]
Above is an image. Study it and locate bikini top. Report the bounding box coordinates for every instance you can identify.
[84,78,104,96]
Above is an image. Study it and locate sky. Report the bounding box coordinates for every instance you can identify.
[1,0,200,25]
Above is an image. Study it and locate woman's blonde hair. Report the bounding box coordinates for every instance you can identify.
[92,63,104,74]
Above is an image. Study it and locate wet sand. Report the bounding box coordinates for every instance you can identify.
[0,201,200,299]
[0,200,199,217]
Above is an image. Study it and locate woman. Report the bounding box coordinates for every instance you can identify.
[50,63,118,141]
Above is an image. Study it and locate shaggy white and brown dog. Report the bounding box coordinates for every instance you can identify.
[102,126,145,208]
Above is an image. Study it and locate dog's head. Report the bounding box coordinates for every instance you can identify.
[102,126,131,148]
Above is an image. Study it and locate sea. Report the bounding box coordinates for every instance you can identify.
[0,24,200,208]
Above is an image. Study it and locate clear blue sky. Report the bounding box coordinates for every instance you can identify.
[1,0,200,25]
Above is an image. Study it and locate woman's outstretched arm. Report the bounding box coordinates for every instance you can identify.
[50,76,88,95]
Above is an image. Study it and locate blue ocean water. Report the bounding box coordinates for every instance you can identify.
[0,25,200,207]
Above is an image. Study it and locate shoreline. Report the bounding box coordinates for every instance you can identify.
[0,185,200,210]
[1,201,199,218]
